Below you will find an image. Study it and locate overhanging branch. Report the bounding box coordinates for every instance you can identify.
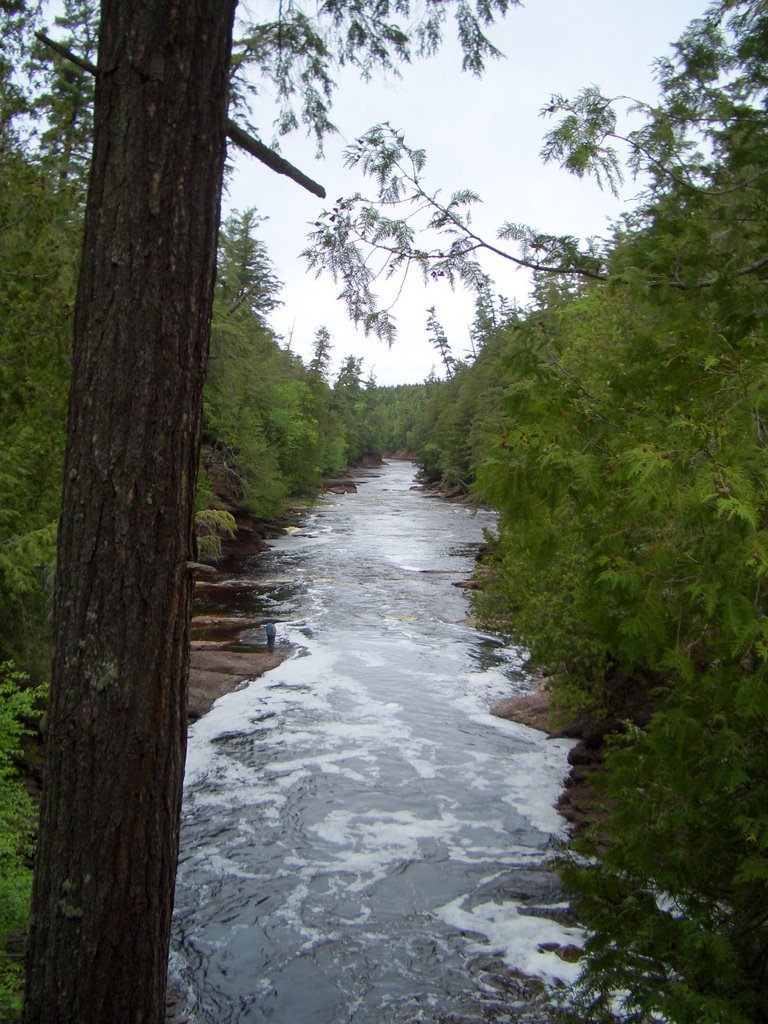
[36,30,96,74]
[35,31,326,199]
[224,119,325,198]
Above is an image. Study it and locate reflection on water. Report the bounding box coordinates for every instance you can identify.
[172,462,579,1023]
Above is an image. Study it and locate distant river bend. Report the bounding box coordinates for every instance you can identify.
[170,460,580,1023]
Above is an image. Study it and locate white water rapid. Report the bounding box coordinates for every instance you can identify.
[170,461,580,1023]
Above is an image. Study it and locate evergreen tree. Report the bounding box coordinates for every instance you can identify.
[0,33,81,674]
[322,3,768,1016]
[425,305,456,378]
[32,0,98,184]
[0,663,44,1020]
[465,5,768,1014]
[309,325,333,380]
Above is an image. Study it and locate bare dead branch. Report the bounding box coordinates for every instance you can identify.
[35,31,326,199]
[225,119,326,198]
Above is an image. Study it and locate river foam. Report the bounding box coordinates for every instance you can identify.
[173,463,581,1023]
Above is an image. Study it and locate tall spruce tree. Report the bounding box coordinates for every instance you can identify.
[22,3,237,1020]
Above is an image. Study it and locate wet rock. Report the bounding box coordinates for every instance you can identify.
[323,478,358,493]
[563,763,592,787]
[521,904,580,928]
[490,691,608,839]
[190,649,279,676]
[537,942,582,963]
[490,692,557,735]
[188,648,286,720]
[556,777,610,843]
[347,453,384,467]
[491,690,588,740]
[164,985,191,1023]
[466,955,552,1012]
[191,612,266,630]
[452,578,479,590]
[567,743,603,767]
[475,869,564,908]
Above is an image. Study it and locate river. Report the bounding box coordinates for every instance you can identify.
[170,461,580,1023]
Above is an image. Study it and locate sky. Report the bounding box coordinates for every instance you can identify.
[225,1,708,386]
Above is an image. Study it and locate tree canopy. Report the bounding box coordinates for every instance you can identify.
[388,2,768,1016]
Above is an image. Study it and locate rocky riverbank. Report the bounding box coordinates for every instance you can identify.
[187,464,379,719]
[188,642,286,719]
[188,502,295,718]
[490,686,606,840]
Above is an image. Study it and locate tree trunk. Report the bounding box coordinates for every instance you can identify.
[24,2,235,1022]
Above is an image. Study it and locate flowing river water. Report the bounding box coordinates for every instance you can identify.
[170,461,580,1023]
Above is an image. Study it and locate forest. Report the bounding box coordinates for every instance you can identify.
[1,0,767,1021]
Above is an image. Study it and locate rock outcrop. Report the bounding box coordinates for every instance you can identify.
[188,643,287,720]
[491,688,605,838]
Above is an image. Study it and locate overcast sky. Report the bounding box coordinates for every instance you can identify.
[225,1,707,386]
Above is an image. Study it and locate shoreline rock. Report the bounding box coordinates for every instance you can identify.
[347,453,385,468]
[188,643,287,720]
[322,477,358,494]
[491,691,557,734]
[490,688,605,839]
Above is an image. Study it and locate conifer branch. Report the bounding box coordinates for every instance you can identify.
[35,31,327,198]
[542,89,768,200]
[667,255,768,290]
[432,210,608,281]
[601,125,768,199]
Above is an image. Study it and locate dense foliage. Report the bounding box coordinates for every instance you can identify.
[389,2,768,1018]
[0,5,90,678]
[0,664,44,1018]
[203,209,347,520]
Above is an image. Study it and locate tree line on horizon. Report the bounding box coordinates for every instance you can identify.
[1,0,767,1020]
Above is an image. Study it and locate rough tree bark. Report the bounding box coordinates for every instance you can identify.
[23,2,236,1021]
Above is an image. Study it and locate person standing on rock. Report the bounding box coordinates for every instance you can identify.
[265,620,276,653]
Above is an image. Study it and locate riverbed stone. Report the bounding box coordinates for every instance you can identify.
[191,614,262,631]
[491,690,586,739]
[323,478,358,493]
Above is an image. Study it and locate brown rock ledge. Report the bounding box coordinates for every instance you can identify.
[491,691,555,734]
[490,689,585,739]
[491,689,604,839]
[188,644,287,721]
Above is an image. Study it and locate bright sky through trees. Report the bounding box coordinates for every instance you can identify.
[227,0,706,385]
